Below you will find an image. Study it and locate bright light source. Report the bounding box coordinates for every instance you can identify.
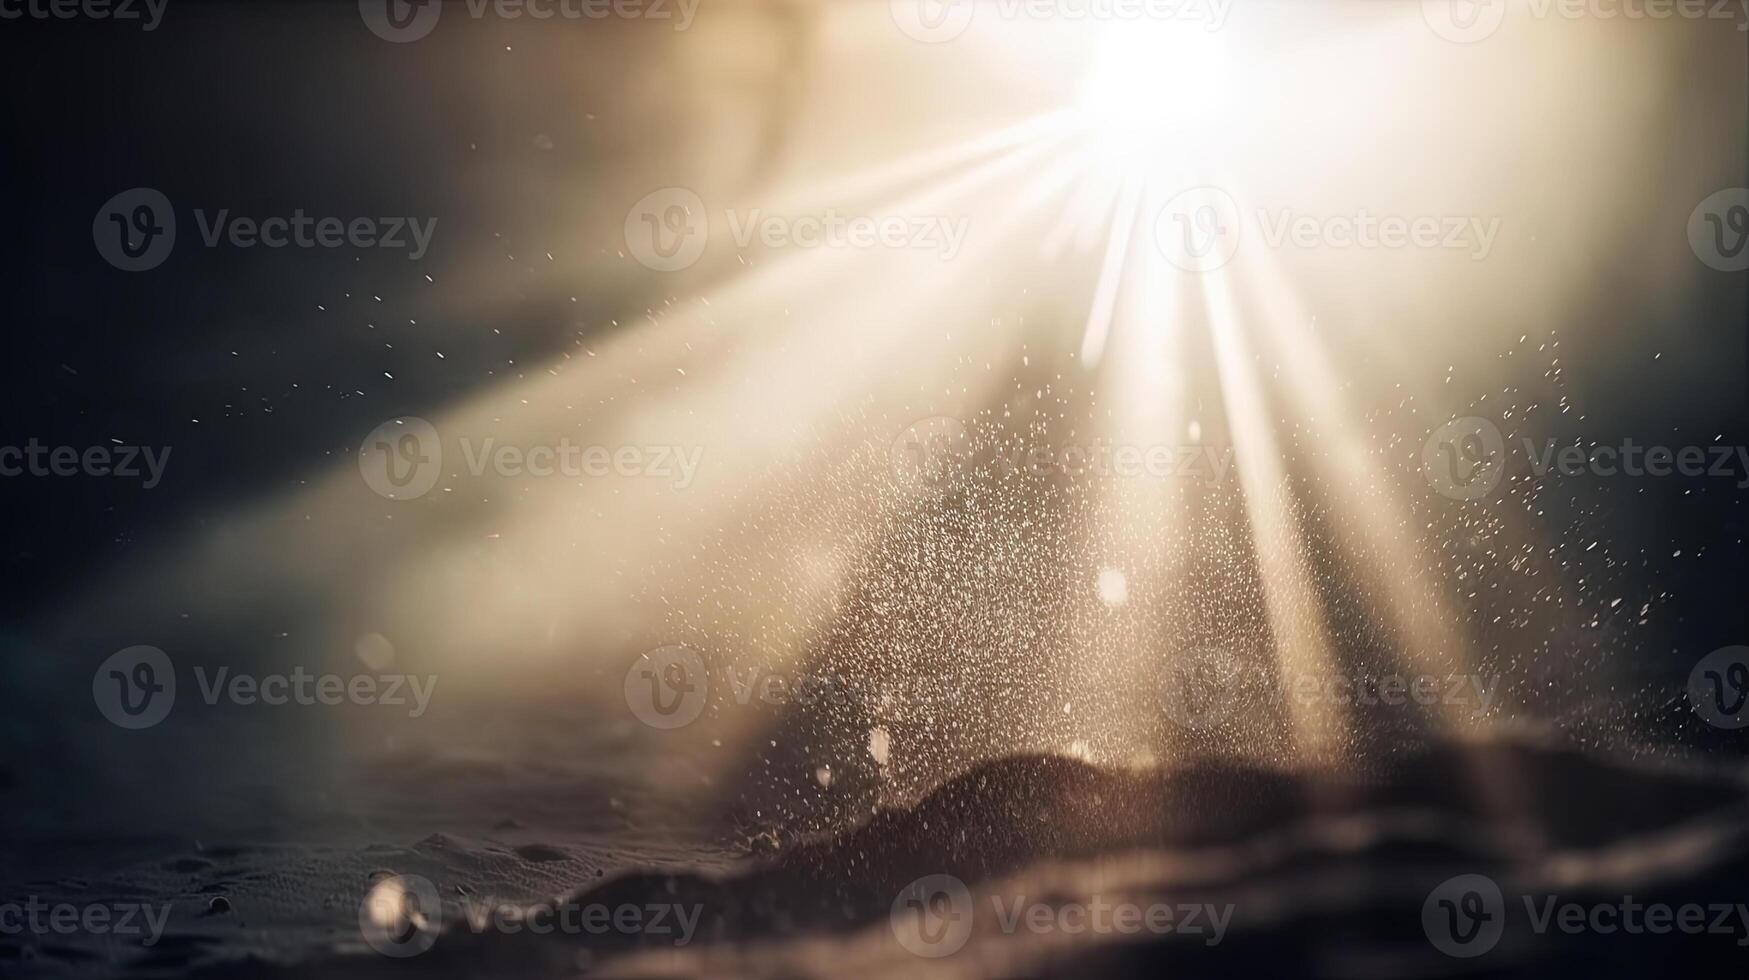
[1097,567,1129,608]
[1076,24,1233,163]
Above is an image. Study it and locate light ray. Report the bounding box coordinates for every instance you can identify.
[1077,174,1144,369]
[1203,266,1346,764]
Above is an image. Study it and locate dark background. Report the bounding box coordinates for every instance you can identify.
[1,0,1746,838]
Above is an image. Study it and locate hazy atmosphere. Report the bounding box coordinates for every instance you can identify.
[2,2,1746,977]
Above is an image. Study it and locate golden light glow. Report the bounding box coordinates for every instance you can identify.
[1075,23,1233,165]
[44,2,1722,804]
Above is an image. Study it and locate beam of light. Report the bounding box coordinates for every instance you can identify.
[1232,246,1474,711]
[41,120,1084,716]
[1202,266,1346,765]
[1225,248,1551,831]
[751,111,1078,214]
[35,2,1708,812]
[1070,232,1194,761]
[1076,174,1144,367]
